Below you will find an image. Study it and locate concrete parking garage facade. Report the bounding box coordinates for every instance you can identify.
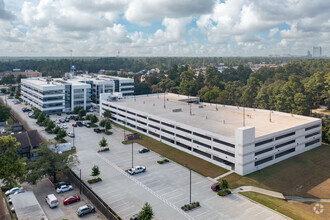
[100,93,322,175]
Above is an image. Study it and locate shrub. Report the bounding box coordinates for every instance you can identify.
[87,177,102,184]
[164,159,169,162]
[103,131,113,135]
[91,165,100,176]
[157,160,164,164]
[217,189,231,196]
[98,147,109,152]
[181,202,200,211]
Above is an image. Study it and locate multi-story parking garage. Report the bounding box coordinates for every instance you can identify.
[100,93,322,175]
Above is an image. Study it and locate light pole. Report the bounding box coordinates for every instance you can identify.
[79,168,82,195]
[131,142,134,168]
[189,168,192,204]
[72,125,75,147]
[123,120,126,140]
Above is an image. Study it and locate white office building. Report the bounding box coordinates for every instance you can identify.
[21,74,134,114]
[100,93,322,175]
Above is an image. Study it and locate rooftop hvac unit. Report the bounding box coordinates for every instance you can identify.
[172,108,182,112]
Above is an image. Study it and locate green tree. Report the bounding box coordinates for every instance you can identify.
[53,126,60,134]
[90,115,99,124]
[78,109,86,119]
[138,202,154,220]
[99,137,108,148]
[45,120,56,132]
[0,136,26,186]
[220,179,229,189]
[99,119,107,127]
[85,114,92,121]
[104,120,112,131]
[202,87,221,103]
[73,106,82,114]
[204,66,219,87]
[37,112,46,124]
[55,129,67,141]
[292,93,310,115]
[240,77,260,107]
[23,142,77,184]
[0,105,11,122]
[304,72,325,108]
[91,165,100,176]
[103,110,112,119]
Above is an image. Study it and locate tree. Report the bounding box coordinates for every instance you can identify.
[55,129,67,141]
[103,110,112,119]
[99,119,107,127]
[240,77,260,107]
[37,112,46,124]
[0,105,11,122]
[85,114,92,121]
[46,120,56,132]
[0,136,26,186]
[91,165,100,177]
[90,115,99,124]
[99,137,108,148]
[73,106,82,114]
[220,179,229,189]
[53,126,60,134]
[138,202,154,220]
[104,120,111,131]
[292,93,310,115]
[78,109,86,119]
[23,142,77,184]
[204,66,219,87]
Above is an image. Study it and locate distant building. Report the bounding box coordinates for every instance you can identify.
[313,46,322,57]
[21,74,134,113]
[0,70,42,79]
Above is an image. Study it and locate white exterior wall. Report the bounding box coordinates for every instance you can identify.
[21,78,65,113]
[100,95,322,176]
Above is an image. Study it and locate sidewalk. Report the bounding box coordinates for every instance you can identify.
[233,185,330,203]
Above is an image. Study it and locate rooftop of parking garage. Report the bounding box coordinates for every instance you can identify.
[104,93,320,139]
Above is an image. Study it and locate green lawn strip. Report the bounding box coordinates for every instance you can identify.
[2,192,13,219]
[239,191,324,220]
[7,117,14,125]
[113,122,228,178]
[221,144,330,198]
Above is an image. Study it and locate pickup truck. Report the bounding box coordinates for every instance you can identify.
[127,166,146,175]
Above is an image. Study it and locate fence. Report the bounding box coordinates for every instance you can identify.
[66,170,121,220]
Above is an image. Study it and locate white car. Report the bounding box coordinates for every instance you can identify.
[5,187,23,196]
[62,124,68,129]
[127,166,146,175]
[1,128,6,134]
[56,185,73,193]
[68,131,75,137]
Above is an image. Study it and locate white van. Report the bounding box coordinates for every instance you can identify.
[45,194,59,208]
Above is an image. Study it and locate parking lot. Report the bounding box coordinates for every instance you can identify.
[2,96,287,220]
[23,178,106,220]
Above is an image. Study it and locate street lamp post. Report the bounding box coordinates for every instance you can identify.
[131,142,134,168]
[189,168,192,204]
[124,120,126,140]
[72,126,75,147]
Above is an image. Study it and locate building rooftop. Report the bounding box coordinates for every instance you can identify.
[107,93,319,139]
[10,191,48,220]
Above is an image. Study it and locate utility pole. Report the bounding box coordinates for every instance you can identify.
[189,168,192,204]
[163,92,166,109]
[124,120,126,140]
[72,126,75,147]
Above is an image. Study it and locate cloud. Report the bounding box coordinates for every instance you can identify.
[269,28,279,37]
[125,0,215,26]
[0,0,16,20]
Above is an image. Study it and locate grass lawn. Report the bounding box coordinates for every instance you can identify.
[221,144,330,198]
[114,122,228,178]
[240,191,330,220]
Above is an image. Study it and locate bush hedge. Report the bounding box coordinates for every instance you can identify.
[181,201,200,211]
[98,147,110,152]
[217,189,231,196]
[87,177,102,184]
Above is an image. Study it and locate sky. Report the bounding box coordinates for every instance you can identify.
[0,0,329,57]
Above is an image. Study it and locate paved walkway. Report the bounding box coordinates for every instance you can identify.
[214,170,234,180]
[233,186,330,203]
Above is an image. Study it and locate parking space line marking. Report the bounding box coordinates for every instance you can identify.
[96,153,195,220]
[174,197,188,205]
[111,201,130,209]
[159,189,179,197]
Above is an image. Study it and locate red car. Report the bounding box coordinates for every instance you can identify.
[211,183,221,192]
[63,195,80,205]
[72,123,77,127]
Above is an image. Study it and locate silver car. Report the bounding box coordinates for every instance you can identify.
[76,205,95,217]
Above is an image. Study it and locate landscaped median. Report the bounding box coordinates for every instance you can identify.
[114,122,228,178]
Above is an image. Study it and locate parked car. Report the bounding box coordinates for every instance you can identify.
[68,132,75,138]
[76,205,95,217]
[76,121,83,127]
[93,128,101,133]
[56,184,73,193]
[5,187,23,196]
[72,123,77,127]
[21,107,31,112]
[8,190,26,204]
[139,148,150,153]
[65,117,70,122]
[57,113,62,116]
[88,108,94,112]
[130,214,138,220]
[62,124,68,129]
[1,128,6,134]
[45,194,59,208]
[127,166,146,175]
[28,111,34,118]
[66,112,71,115]
[84,123,90,128]
[59,119,65,123]
[63,195,80,205]
[54,182,71,189]
[211,183,222,192]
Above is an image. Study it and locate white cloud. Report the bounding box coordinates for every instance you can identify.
[0,0,16,20]
[269,28,279,37]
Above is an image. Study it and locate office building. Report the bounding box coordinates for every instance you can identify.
[100,93,321,175]
[21,74,134,114]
